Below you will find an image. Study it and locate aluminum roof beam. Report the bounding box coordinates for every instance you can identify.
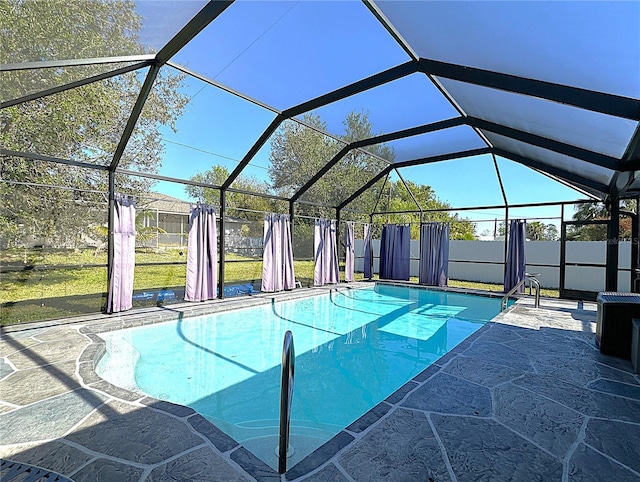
[2,149,110,171]
[392,148,492,170]
[1,61,151,109]
[419,58,640,121]
[467,117,621,171]
[1,55,156,71]
[109,65,160,170]
[282,61,418,117]
[621,124,640,171]
[155,1,234,66]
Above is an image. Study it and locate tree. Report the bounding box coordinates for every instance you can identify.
[269,111,390,218]
[0,0,188,247]
[526,222,546,241]
[569,200,636,240]
[385,181,476,240]
[267,110,476,239]
[544,224,559,241]
[186,166,278,213]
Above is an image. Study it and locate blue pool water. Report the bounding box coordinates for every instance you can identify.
[97,284,504,470]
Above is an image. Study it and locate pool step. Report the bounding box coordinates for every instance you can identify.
[0,459,73,482]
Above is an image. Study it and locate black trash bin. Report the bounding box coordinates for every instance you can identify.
[596,292,640,359]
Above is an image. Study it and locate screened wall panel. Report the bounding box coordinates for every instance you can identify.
[304,73,460,140]
[437,78,636,159]
[377,1,640,98]
[222,212,264,290]
[2,69,146,165]
[172,1,409,109]
[1,177,109,324]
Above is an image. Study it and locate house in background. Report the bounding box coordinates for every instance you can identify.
[141,193,259,254]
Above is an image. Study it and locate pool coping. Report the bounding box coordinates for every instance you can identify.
[71,281,517,480]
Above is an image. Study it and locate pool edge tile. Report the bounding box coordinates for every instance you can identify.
[346,401,391,433]
[230,446,280,482]
[285,431,355,481]
[188,414,239,453]
[141,397,196,418]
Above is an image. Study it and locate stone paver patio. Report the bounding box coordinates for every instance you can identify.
[1,284,639,481]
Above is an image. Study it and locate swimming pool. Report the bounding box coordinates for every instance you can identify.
[96,284,505,470]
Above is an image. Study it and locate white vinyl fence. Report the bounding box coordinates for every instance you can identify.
[354,239,632,292]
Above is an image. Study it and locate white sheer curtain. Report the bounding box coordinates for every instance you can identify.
[314,218,338,286]
[185,204,217,302]
[107,194,136,314]
[345,221,355,282]
[363,223,373,279]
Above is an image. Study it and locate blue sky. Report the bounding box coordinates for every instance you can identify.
[131,1,626,227]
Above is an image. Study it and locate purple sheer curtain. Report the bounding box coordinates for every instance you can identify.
[262,213,295,292]
[419,222,450,286]
[314,218,339,286]
[107,194,136,314]
[363,223,373,279]
[185,205,217,302]
[345,222,355,282]
[392,225,411,280]
[380,224,410,280]
[504,219,527,293]
[379,224,394,278]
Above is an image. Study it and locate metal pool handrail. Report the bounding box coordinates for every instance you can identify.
[278,330,295,474]
[501,276,540,310]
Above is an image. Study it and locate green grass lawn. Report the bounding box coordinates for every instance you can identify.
[1,247,557,326]
[0,248,323,325]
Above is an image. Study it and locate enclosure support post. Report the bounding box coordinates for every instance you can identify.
[503,206,509,290]
[219,189,226,299]
[336,207,341,280]
[289,200,295,225]
[559,204,566,295]
[606,196,620,291]
[106,170,115,311]
[634,198,640,292]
